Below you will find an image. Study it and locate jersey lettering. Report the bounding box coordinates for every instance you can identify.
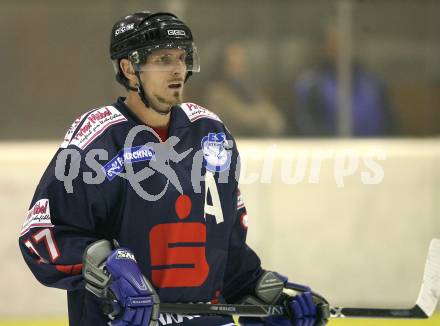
[32,228,60,262]
[24,239,48,264]
[204,171,224,224]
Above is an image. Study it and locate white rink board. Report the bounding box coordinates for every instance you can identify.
[2,139,440,316]
[237,139,440,309]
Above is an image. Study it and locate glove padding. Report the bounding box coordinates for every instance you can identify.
[83,240,159,326]
[275,274,328,326]
[105,248,159,326]
[288,291,316,320]
[238,271,328,326]
[260,292,326,326]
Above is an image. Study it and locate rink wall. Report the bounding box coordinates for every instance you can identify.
[2,139,439,317]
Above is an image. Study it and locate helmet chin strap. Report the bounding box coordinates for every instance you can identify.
[134,71,172,116]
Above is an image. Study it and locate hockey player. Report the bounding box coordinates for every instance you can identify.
[19,11,328,326]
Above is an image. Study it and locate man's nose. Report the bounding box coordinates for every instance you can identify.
[171,60,186,76]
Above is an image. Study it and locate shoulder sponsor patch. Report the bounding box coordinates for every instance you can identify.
[20,199,53,236]
[60,111,89,148]
[103,146,156,181]
[201,132,231,172]
[69,106,127,150]
[180,103,222,123]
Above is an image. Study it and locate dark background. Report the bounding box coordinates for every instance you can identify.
[1,0,439,140]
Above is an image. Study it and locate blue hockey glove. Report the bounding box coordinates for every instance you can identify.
[268,274,328,326]
[238,271,328,326]
[276,273,330,326]
[83,240,159,326]
[105,248,159,325]
[263,291,323,326]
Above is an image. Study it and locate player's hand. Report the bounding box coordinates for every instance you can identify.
[285,291,324,326]
[105,248,159,326]
[264,275,329,326]
[281,286,329,326]
[259,291,327,326]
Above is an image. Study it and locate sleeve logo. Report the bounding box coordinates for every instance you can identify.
[20,199,53,236]
[201,132,231,172]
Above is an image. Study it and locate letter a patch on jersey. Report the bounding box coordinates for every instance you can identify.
[204,171,224,224]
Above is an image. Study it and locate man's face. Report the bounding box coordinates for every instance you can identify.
[139,48,187,112]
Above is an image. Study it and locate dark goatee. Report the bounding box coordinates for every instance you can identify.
[155,94,182,107]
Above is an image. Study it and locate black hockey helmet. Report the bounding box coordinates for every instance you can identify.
[110,11,199,90]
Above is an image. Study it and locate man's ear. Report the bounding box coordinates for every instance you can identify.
[120,59,138,85]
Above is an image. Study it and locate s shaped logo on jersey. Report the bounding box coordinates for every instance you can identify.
[201,133,231,172]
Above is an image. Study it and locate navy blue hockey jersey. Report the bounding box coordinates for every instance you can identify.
[19,97,263,325]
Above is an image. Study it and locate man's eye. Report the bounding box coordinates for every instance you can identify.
[158,56,172,64]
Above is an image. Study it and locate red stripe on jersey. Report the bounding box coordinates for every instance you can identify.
[56,263,83,275]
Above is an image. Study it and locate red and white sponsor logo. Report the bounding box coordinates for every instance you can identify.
[60,111,88,148]
[180,103,222,123]
[20,199,53,236]
[240,213,249,230]
[70,106,127,150]
[237,188,245,210]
